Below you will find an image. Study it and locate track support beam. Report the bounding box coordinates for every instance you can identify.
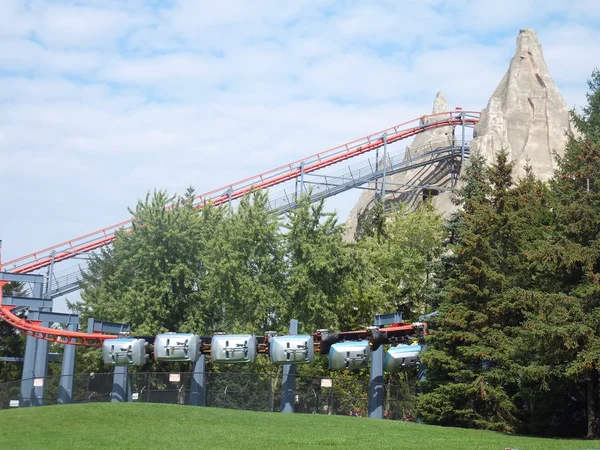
[58,322,79,404]
[280,319,298,413]
[189,355,206,407]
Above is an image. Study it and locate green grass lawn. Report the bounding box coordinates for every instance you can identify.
[0,403,594,450]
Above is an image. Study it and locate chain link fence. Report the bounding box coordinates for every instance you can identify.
[0,372,417,419]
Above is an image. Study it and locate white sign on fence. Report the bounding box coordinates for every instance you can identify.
[169,373,181,383]
[33,378,44,387]
[132,393,139,401]
[9,400,19,408]
[320,378,333,388]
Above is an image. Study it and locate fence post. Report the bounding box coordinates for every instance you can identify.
[189,355,206,406]
[280,319,298,413]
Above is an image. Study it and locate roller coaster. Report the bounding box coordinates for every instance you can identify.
[100,318,427,372]
[0,110,479,370]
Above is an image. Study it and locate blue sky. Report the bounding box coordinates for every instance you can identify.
[0,0,599,309]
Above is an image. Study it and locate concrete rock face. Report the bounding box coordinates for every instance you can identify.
[344,28,575,241]
[411,91,454,155]
[470,28,576,181]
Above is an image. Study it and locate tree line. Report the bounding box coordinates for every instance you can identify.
[74,188,443,337]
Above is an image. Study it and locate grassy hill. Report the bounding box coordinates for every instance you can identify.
[0,403,592,449]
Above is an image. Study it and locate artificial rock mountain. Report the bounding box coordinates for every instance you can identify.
[344,28,577,240]
[344,91,457,239]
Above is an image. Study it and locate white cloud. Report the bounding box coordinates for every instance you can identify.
[0,0,599,314]
[34,3,149,48]
[0,0,35,38]
[538,23,600,108]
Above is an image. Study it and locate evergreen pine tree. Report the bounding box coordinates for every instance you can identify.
[530,69,600,438]
[417,150,549,432]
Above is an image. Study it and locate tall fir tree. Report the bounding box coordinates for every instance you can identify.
[530,69,600,438]
[417,150,550,432]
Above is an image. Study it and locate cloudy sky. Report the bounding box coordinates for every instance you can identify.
[0,0,599,301]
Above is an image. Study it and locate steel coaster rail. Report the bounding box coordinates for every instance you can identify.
[0,280,114,347]
[37,142,473,299]
[3,111,478,275]
[190,114,479,208]
[32,141,473,298]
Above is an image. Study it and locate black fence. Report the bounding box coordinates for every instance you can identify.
[0,372,417,419]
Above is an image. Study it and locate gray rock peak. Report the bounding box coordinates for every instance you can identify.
[432,91,449,114]
[410,91,452,155]
[344,28,575,240]
[470,28,576,180]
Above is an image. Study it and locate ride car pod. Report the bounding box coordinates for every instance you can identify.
[154,333,201,362]
[328,340,370,370]
[102,338,148,366]
[211,334,257,364]
[269,335,313,365]
[383,344,422,372]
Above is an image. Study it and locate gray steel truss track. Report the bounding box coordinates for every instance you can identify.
[45,143,469,298]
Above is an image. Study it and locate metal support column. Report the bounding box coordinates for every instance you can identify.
[461,112,466,166]
[57,322,78,404]
[375,145,379,194]
[32,336,49,406]
[11,287,51,408]
[368,344,384,419]
[381,133,388,203]
[415,344,428,424]
[31,313,82,406]
[32,281,49,407]
[417,344,427,384]
[294,177,299,201]
[189,354,206,407]
[111,366,128,402]
[451,158,456,187]
[299,163,305,196]
[280,319,298,413]
[368,312,403,419]
[20,334,37,407]
[87,318,131,403]
[227,188,233,212]
[45,251,55,297]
